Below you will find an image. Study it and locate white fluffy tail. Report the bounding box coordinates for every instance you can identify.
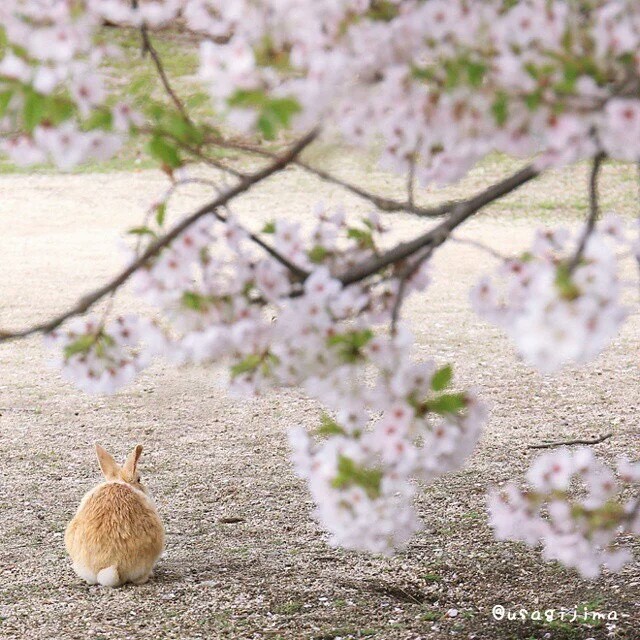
[97,565,120,587]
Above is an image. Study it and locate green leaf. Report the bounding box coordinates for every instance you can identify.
[327,329,374,363]
[265,97,300,127]
[262,220,276,234]
[555,264,581,301]
[316,413,346,437]
[254,35,292,71]
[444,59,461,89]
[63,334,96,359]
[347,227,375,249]
[308,245,329,264]
[130,75,153,96]
[331,455,383,499]
[47,98,75,125]
[558,61,580,93]
[23,91,45,132]
[229,90,299,140]
[491,92,509,127]
[228,89,267,109]
[366,1,399,21]
[185,91,210,109]
[524,90,543,111]
[127,226,157,237]
[0,90,13,119]
[230,353,264,378]
[162,112,204,146]
[257,113,276,140]
[431,364,453,392]
[467,60,487,87]
[327,329,374,349]
[426,392,466,415]
[181,291,208,311]
[84,109,113,131]
[147,135,181,168]
[155,202,167,226]
[411,65,436,82]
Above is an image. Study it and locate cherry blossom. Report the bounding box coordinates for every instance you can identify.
[488,448,639,578]
[471,218,632,373]
[44,315,163,395]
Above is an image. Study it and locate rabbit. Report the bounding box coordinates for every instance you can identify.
[65,443,164,587]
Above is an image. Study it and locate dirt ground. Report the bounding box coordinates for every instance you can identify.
[0,157,638,640]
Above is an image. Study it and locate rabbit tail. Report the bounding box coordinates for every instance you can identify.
[97,565,121,587]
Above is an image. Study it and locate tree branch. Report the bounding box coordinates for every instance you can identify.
[528,432,612,450]
[338,163,539,286]
[0,156,538,342]
[449,235,509,260]
[568,153,604,272]
[297,158,457,217]
[207,137,458,218]
[390,246,434,333]
[0,130,318,342]
[140,26,192,125]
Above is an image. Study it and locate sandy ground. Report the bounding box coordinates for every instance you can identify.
[0,158,639,640]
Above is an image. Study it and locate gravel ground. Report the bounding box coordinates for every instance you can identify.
[0,157,639,640]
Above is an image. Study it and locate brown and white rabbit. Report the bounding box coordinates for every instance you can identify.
[65,444,164,587]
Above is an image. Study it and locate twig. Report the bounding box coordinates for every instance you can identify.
[0,130,318,342]
[390,246,434,333]
[180,143,247,179]
[338,163,539,287]
[208,137,459,218]
[567,153,604,272]
[136,22,247,179]
[140,27,192,125]
[407,144,418,210]
[528,432,612,450]
[449,235,509,261]
[299,158,456,217]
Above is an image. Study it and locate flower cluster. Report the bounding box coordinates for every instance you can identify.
[44,315,162,394]
[0,1,140,169]
[488,448,640,578]
[4,1,640,174]
[188,1,640,181]
[471,217,632,373]
[290,335,487,553]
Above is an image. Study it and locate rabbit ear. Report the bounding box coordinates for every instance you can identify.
[95,444,120,480]
[123,444,143,477]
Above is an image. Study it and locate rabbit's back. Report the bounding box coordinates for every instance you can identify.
[65,481,164,582]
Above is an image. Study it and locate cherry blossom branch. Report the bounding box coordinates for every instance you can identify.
[175,140,248,179]
[138,127,248,178]
[407,145,418,209]
[136,21,249,180]
[339,163,540,286]
[298,158,456,217]
[390,246,434,332]
[139,24,192,125]
[568,153,605,272]
[207,138,457,218]
[528,432,613,450]
[0,130,317,342]
[213,209,309,281]
[449,235,509,260]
